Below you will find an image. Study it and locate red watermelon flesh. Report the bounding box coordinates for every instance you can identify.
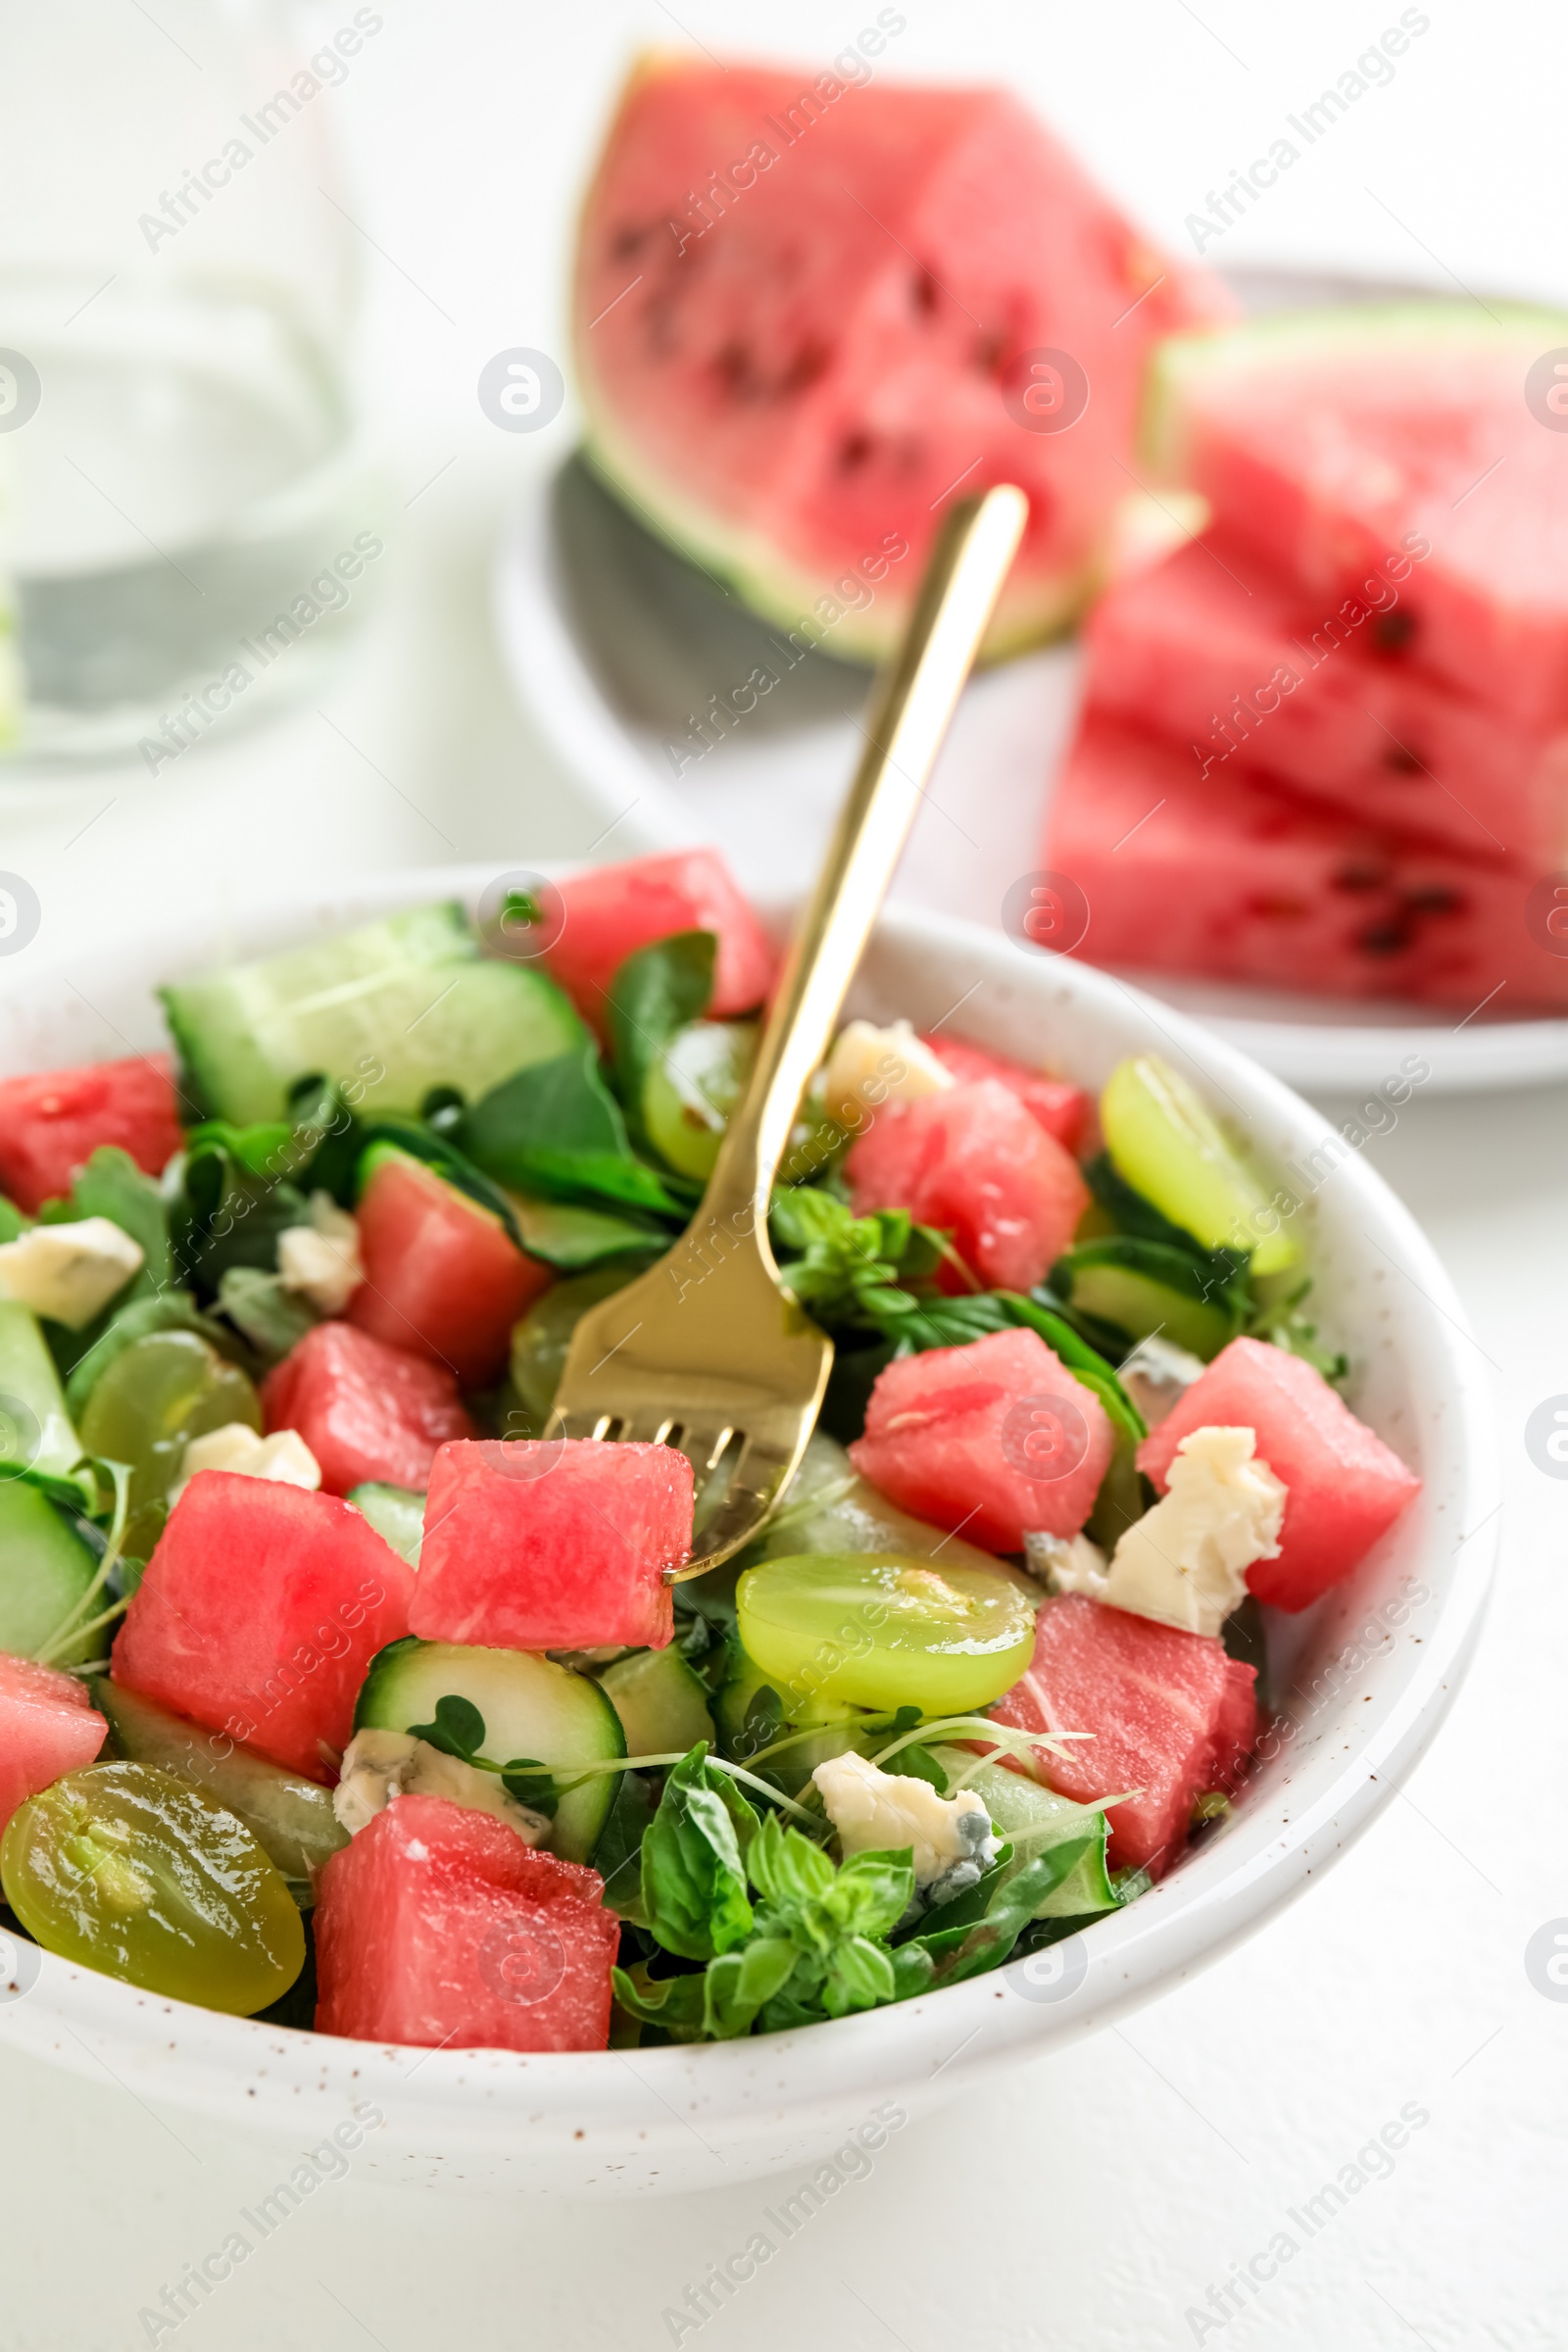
[112,1471,415,1780]
[1146,305,1568,727]
[0,1055,185,1214]
[1084,536,1568,866]
[349,1150,552,1388]
[1137,1337,1420,1613]
[846,1079,1090,1292]
[543,849,776,1034]
[1048,714,1568,1009]
[313,1793,618,2051]
[575,57,1234,662]
[983,1592,1256,1876]
[262,1322,478,1496]
[919,1034,1091,1153]
[849,1326,1113,1550]
[0,1652,107,1835]
[413,1439,691,1651]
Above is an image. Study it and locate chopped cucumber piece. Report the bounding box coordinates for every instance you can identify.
[93,1680,346,1890]
[348,1482,424,1567]
[1051,1239,1239,1362]
[600,1646,714,1758]
[0,1480,99,1663]
[78,1329,261,1569]
[161,904,584,1125]
[0,1299,80,1477]
[929,1747,1117,1918]
[354,1638,625,1864]
[1101,1055,1297,1277]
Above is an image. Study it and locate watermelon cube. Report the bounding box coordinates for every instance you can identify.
[576,59,1233,662]
[262,1322,477,1496]
[985,1592,1256,1875]
[846,1079,1090,1292]
[849,1326,1113,1552]
[919,1035,1090,1153]
[1145,305,1568,728]
[1137,1337,1420,1613]
[0,1652,107,1835]
[0,1054,185,1213]
[412,1439,692,1651]
[1084,536,1568,866]
[541,849,777,1034]
[349,1149,552,1387]
[313,1792,619,2051]
[1048,714,1568,1009]
[112,1471,416,1779]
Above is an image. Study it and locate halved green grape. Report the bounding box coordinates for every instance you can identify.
[736,1552,1036,1716]
[642,1019,757,1180]
[1,1761,305,2013]
[1100,1054,1298,1277]
[78,1329,262,1565]
[509,1262,647,1425]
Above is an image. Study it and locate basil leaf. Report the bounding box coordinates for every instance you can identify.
[611,1965,710,2042]
[822,1933,897,2017]
[640,1745,758,1962]
[745,1812,836,1910]
[701,1936,798,2039]
[903,1834,1103,1986]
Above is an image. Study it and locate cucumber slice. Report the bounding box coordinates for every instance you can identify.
[600,1647,714,1758]
[348,1482,424,1567]
[1051,1239,1239,1362]
[0,1480,98,1663]
[94,1679,346,1890]
[928,1748,1117,1919]
[0,1300,80,1478]
[161,904,584,1125]
[354,1638,624,1864]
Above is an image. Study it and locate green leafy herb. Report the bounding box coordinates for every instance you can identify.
[606,931,715,1142]
[214,1266,319,1364]
[768,1187,949,1331]
[407,1692,486,1761]
[457,1044,690,1219]
[63,1289,256,1414]
[1246,1280,1347,1383]
[641,1745,759,1962]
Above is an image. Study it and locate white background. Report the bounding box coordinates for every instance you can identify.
[2,4,1566,2347]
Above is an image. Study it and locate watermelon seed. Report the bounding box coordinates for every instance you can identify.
[1371,610,1417,655]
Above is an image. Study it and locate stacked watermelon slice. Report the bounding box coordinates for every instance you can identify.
[1050,304,1568,1010]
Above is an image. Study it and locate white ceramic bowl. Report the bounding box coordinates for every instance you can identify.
[0,869,1497,2197]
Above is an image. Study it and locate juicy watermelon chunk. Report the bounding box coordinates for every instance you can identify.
[0,1055,185,1214]
[1048,713,1568,1008]
[262,1322,478,1496]
[1084,535,1568,866]
[1146,303,1568,726]
[919,1035,1090,1152]
[112,1471,415,1780]
[1137,1337,1420,1613]
[846,1078,1089,1291]
[849,1326,1113,1550]
[412,1439,692,1650]
[574,57,1233,662]
[985,1592,1256,1875]
[349,1149,552,1387]
[313,1792,618,2050]
[542,849,776,1033]
[0,1651,106,1835]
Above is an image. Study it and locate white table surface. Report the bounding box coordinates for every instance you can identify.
[2,5,1565,2345]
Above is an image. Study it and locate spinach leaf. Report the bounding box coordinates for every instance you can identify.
[456,1045,689,1219]
[606,930,715,1149]
[591,1771,659,1926]
[640,1744,759,1962]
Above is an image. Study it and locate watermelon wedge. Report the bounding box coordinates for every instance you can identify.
[983,1592,1256,1876]
[112,1471,416,1780]
[1137,1337,1421,1612]
[1047,714,1568,1009]
[848,1326,1113,1550]
[574,56,1233,662]
[262,1322,478,1496]
[919,1035,1091,1153]
[846,1078,1090,1291]
[412,1438,692,1650]
[0,1055,185,1214]
[1145,303,1568,726]
[313,1792,619,2051]
[0,1652,107,1835]
[349,1148,552,1388]
[542,848,776,1031]
[1084,536,1568,866]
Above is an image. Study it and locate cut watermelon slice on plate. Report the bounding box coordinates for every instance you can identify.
[574,54,1233,662]
[1145,302,1568,727]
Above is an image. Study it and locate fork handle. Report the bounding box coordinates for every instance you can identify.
[698,483,1030,1238]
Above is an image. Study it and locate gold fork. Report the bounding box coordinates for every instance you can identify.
[545,484,1029,1578]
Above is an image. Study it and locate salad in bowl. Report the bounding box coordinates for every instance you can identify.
[0,849,1436,2073]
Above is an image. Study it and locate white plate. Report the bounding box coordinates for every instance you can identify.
[0,871,1496,2193]
[495,267,1568,1095]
